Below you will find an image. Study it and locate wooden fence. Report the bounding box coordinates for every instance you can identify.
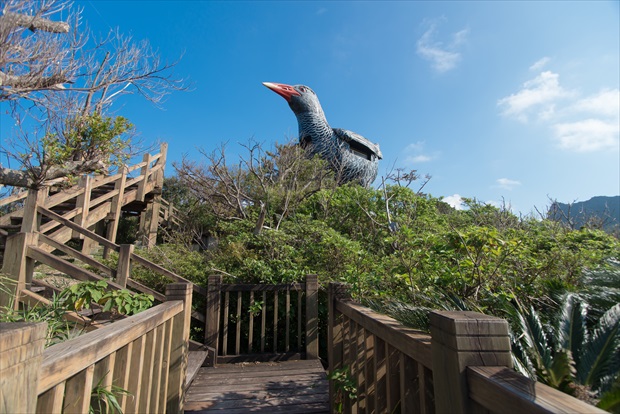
[0,283,192,414]
[205,274,319,364]
[327,282,607,414]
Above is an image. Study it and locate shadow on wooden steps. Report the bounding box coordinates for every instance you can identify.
[184,359,329,413]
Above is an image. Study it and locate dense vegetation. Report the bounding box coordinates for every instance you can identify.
[133,141,617,409]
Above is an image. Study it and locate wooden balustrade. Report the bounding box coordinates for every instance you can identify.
[0,283,192,414]
[327,282,607,414]
[205,274,318,364]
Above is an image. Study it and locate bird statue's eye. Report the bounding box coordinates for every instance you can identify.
[298,86,306,93]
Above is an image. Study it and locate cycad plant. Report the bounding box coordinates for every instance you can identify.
[510,293,619,407]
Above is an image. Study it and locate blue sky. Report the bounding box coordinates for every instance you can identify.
[8,1,620,214]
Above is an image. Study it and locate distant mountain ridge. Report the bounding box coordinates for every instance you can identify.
[548,195,620,233]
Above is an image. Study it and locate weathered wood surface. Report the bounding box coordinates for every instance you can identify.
[467,366,608,414]
[185,359,329,413]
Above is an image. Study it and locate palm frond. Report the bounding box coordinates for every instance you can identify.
[579,303,620,389]
[558,293,587,367]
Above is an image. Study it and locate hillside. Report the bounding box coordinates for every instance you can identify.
[549,195,620,233]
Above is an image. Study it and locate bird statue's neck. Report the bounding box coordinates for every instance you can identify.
[296,110,332,140]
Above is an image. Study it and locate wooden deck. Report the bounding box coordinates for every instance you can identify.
[184,359,330,413]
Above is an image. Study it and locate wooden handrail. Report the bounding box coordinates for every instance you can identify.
[131,253,208,297]
[467,366,608,414]
[38,300,183,394]
[335,298,432,368]
[37,206,120,251]
[0,189,28,208]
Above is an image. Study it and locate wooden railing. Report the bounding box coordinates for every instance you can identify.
[327,282,607,414]
[0,205,208,334]
[0,143,170,252]
[0,283,192,414]
[205,274,319,364]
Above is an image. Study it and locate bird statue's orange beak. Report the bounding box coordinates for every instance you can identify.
[263,82,301,102]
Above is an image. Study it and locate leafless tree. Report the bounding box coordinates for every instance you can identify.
[174,140,337,233]
[0,0,187,189]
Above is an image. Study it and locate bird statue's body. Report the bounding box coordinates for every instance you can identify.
[263,82,382,187]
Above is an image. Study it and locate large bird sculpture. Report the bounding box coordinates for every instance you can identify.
[263,82,382,187]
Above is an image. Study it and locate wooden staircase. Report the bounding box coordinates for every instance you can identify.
[0,143,178,266]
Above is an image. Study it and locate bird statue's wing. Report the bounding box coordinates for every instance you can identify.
[333,128,383,159]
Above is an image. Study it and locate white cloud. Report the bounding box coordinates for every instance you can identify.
[570,89,620,117]
[553,119,619,152]
[497,71,572,122]
[443,194,465,210]
[529,57,550,71]
[416,22,469,73]
[316,7,327,15]
[403,140,437,164]
[499,66,619,153]
[409,155,432,163]
[495,178,522,190]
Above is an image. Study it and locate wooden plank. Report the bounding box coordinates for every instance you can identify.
[335,300,432,368]
[112,342,132,413]
[126,336,146,413]
[38,233,115,278]
[222,291,229,356]
[0,322,46,413]
[467,366,607,414]
[297,291,302,350]
[73,175,92,238]
[139,329,157,413]
[273,291,278,353]
[185,360,329,413]
[137,152,153,202]
[365,331,376,414]
[116,244,134,288]
[104,167,127,251]
[63,364,94,414]
[386,343,400,413]
[305,274,318,359]
[248,291,254,353]
[131,253,207,296]
[37,301,182,394]
[374,336,387,413]
[27,245,124,290]
[285,288,290,352]
[261,291,266,353]
[235,291,242,355]
[158,319,174,412]
[36,383,65,414]
[37,206,120,251]
[149,324,166,413]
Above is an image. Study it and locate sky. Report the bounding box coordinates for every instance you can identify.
[4,1,620,215]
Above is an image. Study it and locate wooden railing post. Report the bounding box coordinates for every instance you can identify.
[430,311,512,414]
[328,282,352,413]
[305,274,319,359]
[137,152,153,202]
[205,275,222,358]
[73,175,92,239]
[0,232,38,309]
[116,244,134,288]
[0,322,47,413]
[20,187,47,232]
[104,166,127,259]
[165,283,192,414]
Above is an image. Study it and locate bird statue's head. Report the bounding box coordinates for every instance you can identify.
[263,82,324,117]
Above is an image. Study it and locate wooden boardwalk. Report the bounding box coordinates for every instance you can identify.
[184,360,330,413]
